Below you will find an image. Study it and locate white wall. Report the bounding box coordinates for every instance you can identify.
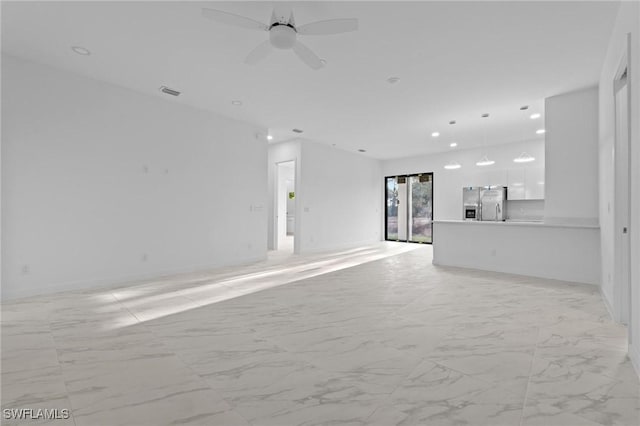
[1,55,268,300]
[382,139,545,221]
[598,0,640,374]
[298,141,382,253]
[545,87,599,225]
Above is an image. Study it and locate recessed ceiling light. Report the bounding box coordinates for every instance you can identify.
[520,105,529,110]
[71,46,91,56]
[358,149,366,152]
[431,132,440,137]
[481,113,490,118]
[292,128,304,133]
[450,142,458,148]
[267,135,273,140]
[231,100,242,106]
[536,129,546,134]
[386,77,400,84]
[530,113,541,119]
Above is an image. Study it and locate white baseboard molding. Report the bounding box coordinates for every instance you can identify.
[630,342,640,379]
[600,285,618,322]
[1,254,267,301]
[432,258,599,287]
[297,238,382,255]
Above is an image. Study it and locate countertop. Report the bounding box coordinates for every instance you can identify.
[433,219,599,229]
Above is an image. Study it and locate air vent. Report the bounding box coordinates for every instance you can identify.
[358,149,366,153]
[292,128,304,133]
[160,86,181,97]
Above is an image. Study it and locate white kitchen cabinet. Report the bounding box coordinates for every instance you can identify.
[525,166,545,199]
[507,168,526,200]
[507,166,544,200]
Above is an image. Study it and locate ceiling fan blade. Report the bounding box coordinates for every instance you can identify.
[244,40,273,65]
[202,8,268,31]
[292,41,324,70]
[297,18,358,35]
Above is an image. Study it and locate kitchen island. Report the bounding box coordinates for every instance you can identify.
[433,220,600,285]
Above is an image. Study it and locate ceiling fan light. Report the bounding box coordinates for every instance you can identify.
[513,152,535,163]
[270,25,297,49]
[476,155,495,167]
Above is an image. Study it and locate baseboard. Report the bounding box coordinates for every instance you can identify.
[600,285,618,322]
[297,238,382,255]
[1,254,267,301]
[630,342,640,379]
[431,258,598,286]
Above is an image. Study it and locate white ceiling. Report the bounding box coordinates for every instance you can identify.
[1,1,620,159]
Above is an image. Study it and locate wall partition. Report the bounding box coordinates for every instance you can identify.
[385,173,433,243]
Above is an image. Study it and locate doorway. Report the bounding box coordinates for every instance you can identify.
[276,161,296,252]
[385,173,434,243]
[613,50,631,328]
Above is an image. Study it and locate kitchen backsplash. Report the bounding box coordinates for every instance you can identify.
[506,199,545,221]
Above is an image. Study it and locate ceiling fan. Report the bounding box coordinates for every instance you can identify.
[202,5,358,70]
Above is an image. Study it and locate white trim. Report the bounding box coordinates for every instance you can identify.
[612,34,632,325]
[1,255,267,301]
[600,284,617,322]
[298,238,383,255]
[630,342,640,379]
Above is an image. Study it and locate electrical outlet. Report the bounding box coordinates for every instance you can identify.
[21,264,30,275]
[141,253,148,262]
[491,249,497,257]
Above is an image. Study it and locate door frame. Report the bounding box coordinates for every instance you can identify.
[384,173,434,244]
[274,160,297,252]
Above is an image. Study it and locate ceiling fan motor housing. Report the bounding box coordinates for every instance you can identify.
[269,24,297,49]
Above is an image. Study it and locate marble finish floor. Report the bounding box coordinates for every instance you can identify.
[2,243,638,426]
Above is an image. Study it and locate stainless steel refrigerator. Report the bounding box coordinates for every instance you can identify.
[480,186,507,221]
[462,187,481,220]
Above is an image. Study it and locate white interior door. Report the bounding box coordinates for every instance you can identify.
[614,69,630,325]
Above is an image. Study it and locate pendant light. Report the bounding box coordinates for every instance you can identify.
[476,155,495,166]
[444,161,461,170]
[476,113,494,166]
[514,152,535,163]
[513,105,536,163]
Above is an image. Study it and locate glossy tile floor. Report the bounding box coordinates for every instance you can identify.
[2,243,638,426]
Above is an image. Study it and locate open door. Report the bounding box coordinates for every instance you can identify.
[276,161,295,252]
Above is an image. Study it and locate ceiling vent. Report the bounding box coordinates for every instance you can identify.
[292,128,304,133]
[160,86,181,96]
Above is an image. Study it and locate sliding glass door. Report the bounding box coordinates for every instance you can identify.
[385,173,433,243]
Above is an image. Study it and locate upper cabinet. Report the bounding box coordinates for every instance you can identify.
[507,166,545,200]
